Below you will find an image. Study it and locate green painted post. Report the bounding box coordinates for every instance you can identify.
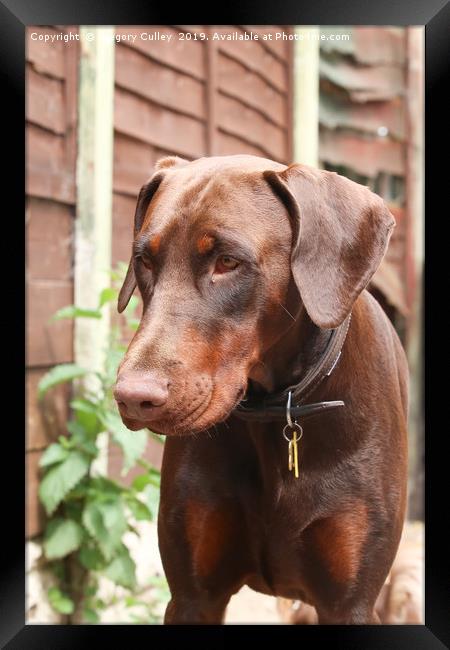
[75,27,115,475]
[293,27,320,167]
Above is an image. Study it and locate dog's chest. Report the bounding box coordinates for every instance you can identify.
[240,485,318,599]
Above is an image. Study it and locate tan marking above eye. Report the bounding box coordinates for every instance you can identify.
[196,234,215,254]
[148,234,161,255]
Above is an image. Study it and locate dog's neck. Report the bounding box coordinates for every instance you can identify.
[248,302,331,396]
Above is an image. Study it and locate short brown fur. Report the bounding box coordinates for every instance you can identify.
[114,154,408,625]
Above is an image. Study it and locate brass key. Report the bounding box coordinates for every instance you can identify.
[283,423,303,479]
[292,430,299,478]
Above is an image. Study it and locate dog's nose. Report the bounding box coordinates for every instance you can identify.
[114,372,169,421]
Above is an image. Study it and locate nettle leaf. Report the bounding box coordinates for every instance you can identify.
[76,439,99,457]
[104,349,125,386]
[38,364,89,399]
[66,421,86,438]
[39,451,90,516]
[149,430,165,445]
[52,305,102,320]
[39,443,69,469]
[110,261,129,283]
[131,470,160,492]
[48,587,75,615]
[88,476,123,498]
[124,295,139,316]
[79,543,106,571]
[126,495,153,521]
[127,319,140,331]
[144,483,160,518]
[131,473,152,492]
[99,287,117,307]
[83,583,98,598]
[104,546,136,589]
[101,412,147,475]
[70,398,98,414]
[64,500,84,522]
[70,398,103,437]
[82,498,127,561]
[44,518,84,560]
[83,607,100,623]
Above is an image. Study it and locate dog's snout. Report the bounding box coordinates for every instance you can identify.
[114,372,169,421]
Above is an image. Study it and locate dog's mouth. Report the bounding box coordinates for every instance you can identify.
[119,385,246,436]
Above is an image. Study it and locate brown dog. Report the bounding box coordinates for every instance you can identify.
[114,154,408,624]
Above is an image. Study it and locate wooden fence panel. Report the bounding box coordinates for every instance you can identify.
[25,27,79,537]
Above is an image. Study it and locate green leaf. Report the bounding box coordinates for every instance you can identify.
[71,398,102,435]
[95,598,107,610]
[64,500,84,521]
[44,518,84,559]
[131,473,152,492]
[124,295,139,315]
[84,583,98,598]
[124,596,148,608]
[79,544,106,571]
[39,443,69,468]
[82,499,127,561]
[38,364,89,399]
[131,470,160,492]
[70,398,97,414]
[99,287,117,307]
[66,421,86,438]
[39,451,90,516]
[101,412,147,474]
[49,560,66,582]
[83,607,100,623]
[52,305,102,321]
[104,349,125,386]
[48,586,75,615]
[144,483,160,518]
[87,476,124,498]
[149,430,165,445]
[110,261,129,282]
[127,319,140,331]
[78,544,105,568]
[75,438,99,457]
[126,495,153,521]
[104,547,136,589]
[127,522,141,537]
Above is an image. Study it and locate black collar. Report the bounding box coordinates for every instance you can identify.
[232,313,352,423]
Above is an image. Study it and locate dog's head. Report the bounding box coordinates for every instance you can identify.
[114,155,394,435]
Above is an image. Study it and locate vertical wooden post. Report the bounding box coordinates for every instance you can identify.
[286,30,295,164]
[75,27,115,475]
[404,27,424,520]
[293,27,320,167]
[205,28,218,155]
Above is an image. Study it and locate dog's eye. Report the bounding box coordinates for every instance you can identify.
[214,255,240,274]
[137,255,153,271]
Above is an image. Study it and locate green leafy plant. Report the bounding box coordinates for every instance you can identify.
[37,263,167,622]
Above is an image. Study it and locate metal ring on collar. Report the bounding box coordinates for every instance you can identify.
[282,422,303,442]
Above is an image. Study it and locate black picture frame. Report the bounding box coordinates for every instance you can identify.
[4,0,448,647]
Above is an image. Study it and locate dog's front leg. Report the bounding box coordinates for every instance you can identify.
[164,595,231,625]
[158,437,248,624]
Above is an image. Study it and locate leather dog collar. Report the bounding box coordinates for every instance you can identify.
[232,312,352,423]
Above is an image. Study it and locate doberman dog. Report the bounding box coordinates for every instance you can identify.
[114,154,408,624]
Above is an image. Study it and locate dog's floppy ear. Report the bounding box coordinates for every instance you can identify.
[264,164,395,329]
[118,156,190,313]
